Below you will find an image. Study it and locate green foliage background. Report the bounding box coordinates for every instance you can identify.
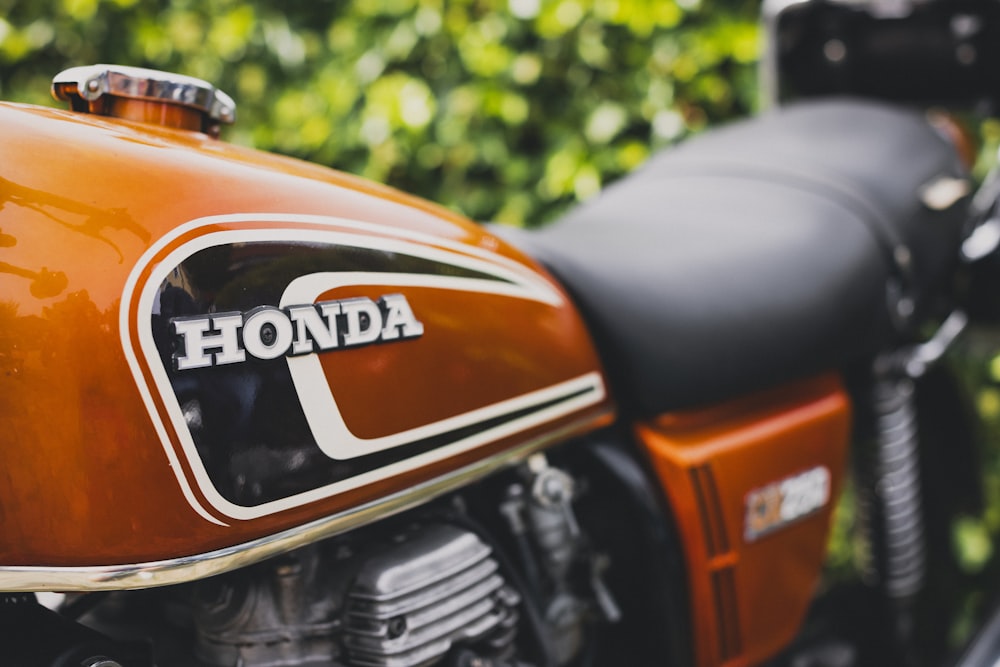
[0,0,759,226]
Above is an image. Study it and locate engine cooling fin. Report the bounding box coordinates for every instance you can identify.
[344,524,520,667]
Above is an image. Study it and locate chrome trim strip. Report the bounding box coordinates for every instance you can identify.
[0,411,611,592]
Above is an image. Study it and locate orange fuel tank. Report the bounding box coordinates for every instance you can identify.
[0,79,612,590]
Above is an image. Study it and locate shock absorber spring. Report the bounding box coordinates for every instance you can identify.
[855,372,927,665]
[871,376,926,602]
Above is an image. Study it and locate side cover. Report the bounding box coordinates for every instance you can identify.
[639,375,851,667]
[0,104,611,587]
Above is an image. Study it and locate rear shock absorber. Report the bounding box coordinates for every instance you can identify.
[859,311,967,661]
[871,376,926,601]
[856,373,925,665]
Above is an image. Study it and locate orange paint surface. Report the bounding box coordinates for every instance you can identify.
[0,102,612,568]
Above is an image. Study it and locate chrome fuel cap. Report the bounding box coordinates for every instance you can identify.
[52,64,235,135]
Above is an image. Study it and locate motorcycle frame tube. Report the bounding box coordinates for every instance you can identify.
[579,438,696,667]
[952,599,1000,667]
[0,412,608,592]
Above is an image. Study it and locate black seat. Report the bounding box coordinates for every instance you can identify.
[499,99,969,415]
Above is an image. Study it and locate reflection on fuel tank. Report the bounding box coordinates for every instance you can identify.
[0,176,148,262]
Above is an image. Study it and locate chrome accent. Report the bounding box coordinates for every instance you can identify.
[529,458,580,539]
[51,64,236,125]
[877,310,969,379]
[344,525,518,667]
[0,412,610,593]
[962,218,1000,261]
[920,176,971,211]
[963,145,1000,262]
[900,310,968,379]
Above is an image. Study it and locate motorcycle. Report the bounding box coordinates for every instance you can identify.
[3,0,1000,665]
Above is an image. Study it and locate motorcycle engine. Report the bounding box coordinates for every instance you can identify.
[191,523,520,667]
[68,456,613,667]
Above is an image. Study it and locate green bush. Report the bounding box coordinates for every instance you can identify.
[0,0,759,225]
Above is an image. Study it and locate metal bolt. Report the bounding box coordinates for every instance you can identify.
[823,39,847,64]
[386,616,408,639]
[893,246,912,270]
[543,475,565,501]
[896,296,915,319]
[80,77,104,102]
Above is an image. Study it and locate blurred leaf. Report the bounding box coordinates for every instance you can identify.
[955,516,994,573]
